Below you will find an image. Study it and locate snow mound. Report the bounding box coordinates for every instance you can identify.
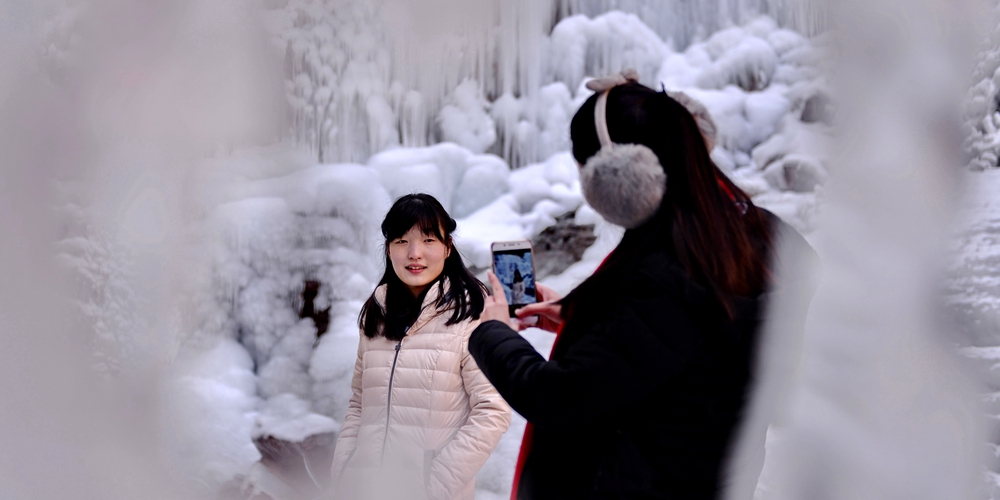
[254,393,340,442]
[368,142,510,218]
[438,79,497,155]
[548,11,669,90]
[165,339,261,490]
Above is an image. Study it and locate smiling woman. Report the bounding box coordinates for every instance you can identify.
[388,224,451,297]
[330,193,511,500]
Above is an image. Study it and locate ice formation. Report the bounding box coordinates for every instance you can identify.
[263,0,825,167]
[964,5,1000,171]
[742,1,989,500]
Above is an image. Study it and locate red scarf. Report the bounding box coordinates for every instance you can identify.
[717,176,736,201]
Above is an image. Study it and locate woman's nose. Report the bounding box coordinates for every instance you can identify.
[408,242,422,259]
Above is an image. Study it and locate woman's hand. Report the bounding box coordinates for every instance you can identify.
[481,271,515,328]
[514,283,562,333]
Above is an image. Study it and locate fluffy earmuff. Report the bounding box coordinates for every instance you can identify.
[579,72,666,229]
[581,144,666,229]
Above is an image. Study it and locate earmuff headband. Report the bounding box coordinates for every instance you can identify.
[594,90,613,149]
[580,72,667,229]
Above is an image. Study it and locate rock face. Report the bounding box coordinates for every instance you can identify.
[531,212,598,279]
[300,280,330,338]
[220,433,337,500]
[762,154,827,192]
[800,92,833,124]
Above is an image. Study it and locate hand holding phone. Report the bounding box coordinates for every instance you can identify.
[481,271,515,327]
[490,240,537,317]
[513,283,562,333]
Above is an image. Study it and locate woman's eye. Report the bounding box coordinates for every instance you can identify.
[394,239,406,244]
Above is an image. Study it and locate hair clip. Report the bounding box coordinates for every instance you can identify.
[585,68,640,92]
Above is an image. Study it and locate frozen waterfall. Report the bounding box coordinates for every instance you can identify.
[266,0,824,166]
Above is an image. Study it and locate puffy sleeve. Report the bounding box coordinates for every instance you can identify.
[468,299,702,430]
[330,333,365,481]
[427,321,512,500]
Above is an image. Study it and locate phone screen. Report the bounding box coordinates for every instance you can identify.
[492,247,537,315]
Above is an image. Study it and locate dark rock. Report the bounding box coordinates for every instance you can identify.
[300,280,330,338]
[801,92,833,124]
[532,212,598,279]
[762,155,827,193]
[216,432,337,500]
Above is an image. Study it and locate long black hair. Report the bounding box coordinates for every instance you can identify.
[358,193,487,340]
[565,82,773,319]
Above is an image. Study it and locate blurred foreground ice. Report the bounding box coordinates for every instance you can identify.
[14,0,995,499]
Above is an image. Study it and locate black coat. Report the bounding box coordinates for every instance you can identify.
[469,216,814,500]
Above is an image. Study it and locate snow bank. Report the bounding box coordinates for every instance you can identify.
[254,393,340,442]
[368,142,510,218]
[166,339,261,490]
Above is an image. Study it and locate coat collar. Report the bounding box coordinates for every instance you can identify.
[373,278,452,335]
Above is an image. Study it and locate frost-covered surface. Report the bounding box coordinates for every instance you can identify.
[965,5,1000,171]
[166,339,262,489]
[554,0,825,50]
[58,199,150,375]
[748,1,989,498]
[263,0,826,168]
[947,170,1000,318]
[945,170,1000,500]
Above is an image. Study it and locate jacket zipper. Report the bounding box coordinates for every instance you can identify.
[380,340,402,466]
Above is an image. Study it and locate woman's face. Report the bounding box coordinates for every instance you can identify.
[388,225,451,297]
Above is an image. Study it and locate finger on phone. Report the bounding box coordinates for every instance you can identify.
[515,303,545,318]
[486,271,507,304]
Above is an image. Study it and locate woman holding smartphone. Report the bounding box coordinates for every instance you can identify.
[472,73,814,500]
[331,193,511,500]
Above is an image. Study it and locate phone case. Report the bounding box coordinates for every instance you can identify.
[490,240,537,317]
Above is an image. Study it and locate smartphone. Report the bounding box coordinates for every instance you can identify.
[491,240,538,317]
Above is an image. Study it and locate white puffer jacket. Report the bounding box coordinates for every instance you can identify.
[330,281,511,500]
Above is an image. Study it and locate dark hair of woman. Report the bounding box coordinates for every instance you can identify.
[565,82,773,320]
[358,194,488,340]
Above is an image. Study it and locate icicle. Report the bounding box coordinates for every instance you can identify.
[264,0,824,167]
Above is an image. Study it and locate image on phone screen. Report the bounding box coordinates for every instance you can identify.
[492,249,537,309]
